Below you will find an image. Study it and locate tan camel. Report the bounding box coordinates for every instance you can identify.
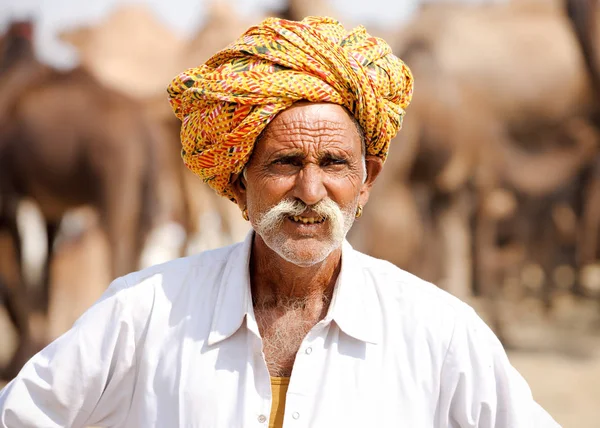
[564,0,600,272]
[348,2,600,334]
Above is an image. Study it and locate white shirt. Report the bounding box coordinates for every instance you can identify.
[0,232,559,428]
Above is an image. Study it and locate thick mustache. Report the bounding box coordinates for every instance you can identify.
[274,200,335,220]
[256,198,340,232]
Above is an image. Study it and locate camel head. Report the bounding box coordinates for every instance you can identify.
[0,20,36,74]
[0,20,39,137]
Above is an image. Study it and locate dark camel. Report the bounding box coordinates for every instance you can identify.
[0,21,159,379]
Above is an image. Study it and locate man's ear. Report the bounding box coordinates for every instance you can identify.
[230,172,247,208]
[358,155,384,206]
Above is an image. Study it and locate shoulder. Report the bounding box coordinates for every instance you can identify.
[353,249,471,317]
[352,249,495,357]
[350,249,488,350]
[95,242,244,327]
[119,241,242,292]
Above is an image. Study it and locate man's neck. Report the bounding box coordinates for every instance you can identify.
[249,234,342,309]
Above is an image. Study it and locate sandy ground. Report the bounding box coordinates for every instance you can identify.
[1,227,599,427]
[509,350,600,428]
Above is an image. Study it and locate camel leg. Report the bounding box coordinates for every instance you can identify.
[437,191,472,301]
[579,167,600,267]
[2,198,22,279]
[0,229,33,380]
[101,168,144,279]
[0,278,28,342]
[175,162,197,256]
[0,278,33,380]
[473,192,508,345]
[0,195,34,377]
[38,221,59,315]
[538,205,559,311]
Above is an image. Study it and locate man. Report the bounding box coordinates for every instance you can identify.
[0,16,558,427]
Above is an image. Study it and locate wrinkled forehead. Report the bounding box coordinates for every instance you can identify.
[255,102,364,156]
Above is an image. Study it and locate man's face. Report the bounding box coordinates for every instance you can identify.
[233,102,382,266]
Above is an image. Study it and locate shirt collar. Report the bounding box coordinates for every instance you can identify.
[207,231,255,346]
[326,239,382,344]
[207,230,382,346]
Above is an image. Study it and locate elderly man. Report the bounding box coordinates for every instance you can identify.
[0,16,557,428]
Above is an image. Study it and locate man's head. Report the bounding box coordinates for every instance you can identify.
[167,16,413,200]
[230,102,383,266]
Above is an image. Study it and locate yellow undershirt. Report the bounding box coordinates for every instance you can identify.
[269,377,290,428]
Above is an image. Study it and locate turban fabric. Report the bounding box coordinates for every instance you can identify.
[167,16,413,201]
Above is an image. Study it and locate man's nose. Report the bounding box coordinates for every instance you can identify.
[292,164,327,206]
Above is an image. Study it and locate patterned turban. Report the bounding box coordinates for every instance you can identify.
[167,16,413,201]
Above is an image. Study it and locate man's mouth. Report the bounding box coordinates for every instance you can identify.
[289,215,326,224]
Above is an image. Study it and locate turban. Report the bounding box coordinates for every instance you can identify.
[167,16,413,201]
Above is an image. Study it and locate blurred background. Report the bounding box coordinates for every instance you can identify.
[1,0,599,426]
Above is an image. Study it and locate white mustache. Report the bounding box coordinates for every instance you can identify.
[256,198,344,237]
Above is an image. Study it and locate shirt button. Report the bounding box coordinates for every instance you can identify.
[305,347,313,355]
[292,412,300,420]
[257,414,267,423]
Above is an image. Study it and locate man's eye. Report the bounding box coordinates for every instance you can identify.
[322,158,347,167]
[271,158,302,168]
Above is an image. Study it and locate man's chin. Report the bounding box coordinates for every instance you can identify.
[279,250,332,267]
[263,235,341,266]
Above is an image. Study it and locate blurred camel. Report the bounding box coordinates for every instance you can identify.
[565,0,600,101]
[278,0,337,21]
[0,21,160,378]
[565,0,600,270]
[60,3,255,253]
[0,214,32,380]
[349,2,600,326]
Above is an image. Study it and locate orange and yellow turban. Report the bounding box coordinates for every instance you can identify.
[167,16,413,201]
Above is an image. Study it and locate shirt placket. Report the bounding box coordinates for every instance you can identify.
[283,320,330,427]
[246,314,273,427]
